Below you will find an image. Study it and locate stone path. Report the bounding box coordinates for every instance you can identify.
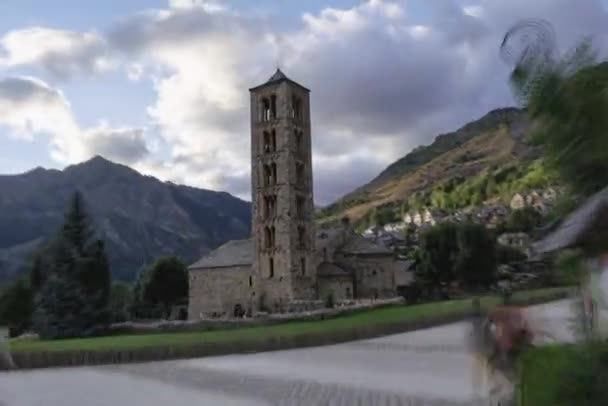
[0,300,575,406]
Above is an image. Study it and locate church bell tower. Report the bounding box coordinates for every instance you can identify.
[249,69,316,310]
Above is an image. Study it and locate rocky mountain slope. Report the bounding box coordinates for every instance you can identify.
[0,156,251,284]
[319,107,536,223]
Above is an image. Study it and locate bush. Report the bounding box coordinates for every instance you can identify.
[496,245,527,264]
[0,279,33,337]
[505,207,541,233]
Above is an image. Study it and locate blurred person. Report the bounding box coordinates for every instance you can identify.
[0,327,14,369]
[469,298,494,398]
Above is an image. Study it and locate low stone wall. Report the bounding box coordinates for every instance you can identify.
[106,297,405,336]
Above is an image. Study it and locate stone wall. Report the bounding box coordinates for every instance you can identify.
[337,254,396,299]
[318,276,354,303]
[188,266,254,320]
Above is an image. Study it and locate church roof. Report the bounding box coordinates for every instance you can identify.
[188,239,253,270]
[268,68,288,82]
[318,262,351,277]
[249,68,310,92]
[340,233,393,255]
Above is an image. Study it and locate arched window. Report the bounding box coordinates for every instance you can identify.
[296,195,305,218]
[300,257,306,276]
[262,98,271,122]
[271,129,277,152]
[270,226,276,247]
[297,226,305,248]
[264,227,271,249]
[291,96,302,121]
[269,257,274,278]
[270,95,277,119]
[296,162,305,185]
[263,165,271,186]
[295,131,303,153]
[263,131,271,153]
[271,163,277,185]
[248,275,253,287]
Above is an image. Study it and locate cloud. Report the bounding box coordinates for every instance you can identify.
[5,0,608,204]
[0,27,116,80]
[0,76,147,165]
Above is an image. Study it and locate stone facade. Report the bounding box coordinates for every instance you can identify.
[250,69,316,307]
[189,265,254,318]
[187,70,402,320]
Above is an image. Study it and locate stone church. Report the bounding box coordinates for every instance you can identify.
[188,70,406,319]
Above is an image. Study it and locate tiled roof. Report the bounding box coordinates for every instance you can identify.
[318,262,351,277]
[188,239,253,270]
[341,233,393,255]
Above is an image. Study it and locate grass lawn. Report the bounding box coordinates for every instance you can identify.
[517,341,608,406]
[517,344,578,406]
[9,287,570,354]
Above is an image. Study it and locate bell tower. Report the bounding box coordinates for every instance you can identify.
[249,69,316,311]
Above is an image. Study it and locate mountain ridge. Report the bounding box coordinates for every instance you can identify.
[319,107,534,223]
[0,156,251,284]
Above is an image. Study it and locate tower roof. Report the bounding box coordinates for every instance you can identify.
[249,68,310,92]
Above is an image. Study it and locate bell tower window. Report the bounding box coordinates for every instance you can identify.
[296,162,305,185]
[269,257,275,278]
[263,131,271,153]
[297,226,305,248]
[291,96,302,121]
[262,98,271,122]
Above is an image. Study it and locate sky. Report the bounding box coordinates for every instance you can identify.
[1,0,608,205]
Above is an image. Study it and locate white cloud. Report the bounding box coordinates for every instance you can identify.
[0,76,147,165]
[5,0,608,204]
[0,27,116,79]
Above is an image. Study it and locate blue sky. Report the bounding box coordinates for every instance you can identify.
[1,0,608,203]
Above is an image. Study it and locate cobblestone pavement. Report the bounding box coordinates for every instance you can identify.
[0,300,574,406]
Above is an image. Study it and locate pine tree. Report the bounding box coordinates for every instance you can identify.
[33,191,112,338]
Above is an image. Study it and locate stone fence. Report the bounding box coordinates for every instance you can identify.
[107,297,405,336]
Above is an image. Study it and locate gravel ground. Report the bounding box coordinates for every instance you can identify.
[0,300,574,406]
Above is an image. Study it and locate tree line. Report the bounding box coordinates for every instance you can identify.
[0,191,189,339]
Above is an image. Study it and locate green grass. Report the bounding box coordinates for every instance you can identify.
[518,341,608,406]
[10,287,570,353]
[517,344,579,406]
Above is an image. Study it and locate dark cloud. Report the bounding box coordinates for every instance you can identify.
[0,28,114,80]
[86,127,150,164]
[0,76,62,104]
[106,7,264,54]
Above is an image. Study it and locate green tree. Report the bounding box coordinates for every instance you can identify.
[503,23,608,195]
[415,223,459,292]
[0,279,33,337]
[454,224,497,289]
[143,256,188,319]
[109,282,133,323]
[33,191,112,339]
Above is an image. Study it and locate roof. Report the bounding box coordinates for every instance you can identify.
[318,262,352,277]
[249,69,310,92]
[533,186,608,254]
[188,239,253,270]
[341,233,393,255]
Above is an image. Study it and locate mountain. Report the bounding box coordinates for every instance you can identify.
[319,107,536,223]
[0,156,251,284]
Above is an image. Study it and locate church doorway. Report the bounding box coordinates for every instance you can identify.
[233,303,245,318]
